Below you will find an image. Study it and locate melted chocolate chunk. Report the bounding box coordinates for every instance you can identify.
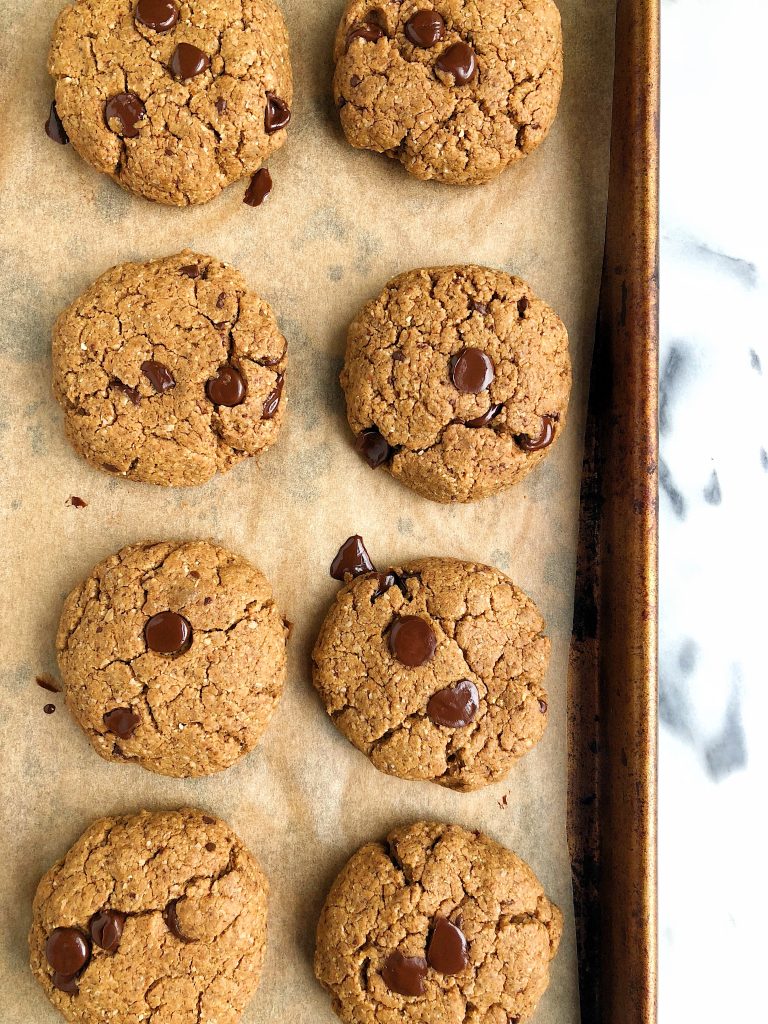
[517,415,555,452]
[45,102,69,145]
[389,615,436,668]
[381,952,428,997]
[44,703,56,715]
[436,41,477,85]
[68,496,88,508]
[179,264,200,278]
[45,929,91,977]
[163,900,191,942]
[450,348,494,393]
[465,403,503,429]
[262,373,284,419]
[52,971,80,994]
[103,707,140,739]
[427,916,469,974]
[426,679,479,728]
[346,21,386,49]
[135,0,178,31]
[141,360,176,394]
[37,675,60,693]
[89,910,126,953]
[111,379,141,406]
[105,93,146,138]
[170,42,210,81]
[144,611,193,656]
[244,167,272,207]
[207,365,247,407]
[330,536,374,581]
[405,10,446,48]
[265,93,291,134]
[371,572,398,600]
[355,427,392,468]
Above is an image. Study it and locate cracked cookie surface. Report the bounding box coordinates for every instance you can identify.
[315,820,562,1023]
[29,807,269,1024]
[312,558,550,790]
[52,251,287,487]
[48,0,292,205]
[57,539,289,777]
[341,266,571,503]
[333,0,563,185]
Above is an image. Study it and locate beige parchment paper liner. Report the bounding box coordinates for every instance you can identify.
[0,0,615,1020]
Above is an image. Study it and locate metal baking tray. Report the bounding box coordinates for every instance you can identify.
[568,1,659,1022]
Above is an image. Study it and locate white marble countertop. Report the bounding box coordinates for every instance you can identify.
[660,0,767,1019]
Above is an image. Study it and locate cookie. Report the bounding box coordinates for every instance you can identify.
[48,0,292,205]
[312,552,550,790]
[341,265,571,503]
[52,251,287,487]
[29,808,268,1024]
[57,539,289,778]
[333,0,563,185]
[315,820,562,1023]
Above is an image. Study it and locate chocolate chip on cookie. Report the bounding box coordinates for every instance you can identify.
[52,252,287,487]
[333,0,563,184]
[341,266,570,503]
[313,556,551,790]
[57,540,289,777]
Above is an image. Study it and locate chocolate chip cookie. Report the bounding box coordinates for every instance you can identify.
[315,821,562,1023]
[48,0,292,205]
[52,251,287,487]
[333,1,563,184]
[30,808,269,1024]
[341,265,571,503]
[312,553,550,791]
[57,540,289,777]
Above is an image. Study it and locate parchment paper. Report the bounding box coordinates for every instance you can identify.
[0,1,615,1020]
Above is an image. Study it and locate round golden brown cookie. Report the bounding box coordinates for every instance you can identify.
[312,556,550,790]
[333,0,563,185]
[315,820,562,1023]
[29,808,269,1024]
[341,265,571,503]
[52,251,287,488]
[48,0,292,205]
[57,539,289,777]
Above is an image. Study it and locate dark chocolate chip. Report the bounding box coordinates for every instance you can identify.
[163,900,191,942]
[44,703,56,715]
[170,42,210,81]
[539,698,548,713]
[141,360,176,394]
[350,74,362,87]
[264,93,291,134]
[179,264,200,278]
[36,675,60,693]
[355,428,392,468]
[206,365,247,407]
[517,295,529,316]
[111,379,141,406]
[426,679,479,728]
[202,815,215,824]
[450,348,494,393]
[52,972,80,994]
[465,403,503,429]
[262,373,284,419]
[68,496,88,508]
[45,929,91,976]
[346,21,386,49]
[205,842,216,852]
[215,97,227,114]
[45,102,69,145]
[381,951,428,997]
[144,611,193,656]
[135,0,178,32]
[371,572,398,600]
[469,297,488,315]
[405,10,446,48]
[89,910,126,953]
[216,292,226,309]
[517,415,555,452]
[427,916,469,974]
[389,615,436,668]
[244,167,272,207]
[103,707,140,739]
[102,463,120,473]
[436,41,477,85]
[330,535,375,581]
[105,93,146,138]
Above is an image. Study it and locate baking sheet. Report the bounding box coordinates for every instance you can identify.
[0,1,615,1020]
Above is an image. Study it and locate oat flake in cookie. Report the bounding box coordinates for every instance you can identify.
[312,556,551,790]
[29,808,269,1024]
[333,0,563,185]
[52,251,287,487]
[47,0,292,205]
[56,540,289,777]
[341,265,571,503]
[315,821,562,1022]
